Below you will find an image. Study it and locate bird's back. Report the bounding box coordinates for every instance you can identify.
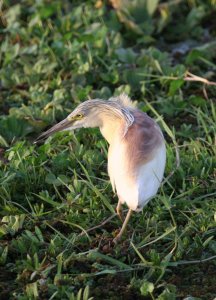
[108,109,166,211]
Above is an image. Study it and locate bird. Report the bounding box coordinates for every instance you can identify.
[35,94,166,243]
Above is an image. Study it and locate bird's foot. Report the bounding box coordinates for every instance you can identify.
[117,212,124,222]
[113,209,133,244]
[112,236,120,244]
[112,231,122,244]
[116,204,124,222]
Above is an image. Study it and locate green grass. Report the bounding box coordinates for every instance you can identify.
[0,0,216,299]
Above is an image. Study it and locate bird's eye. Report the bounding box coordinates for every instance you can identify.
[76,114,83,119]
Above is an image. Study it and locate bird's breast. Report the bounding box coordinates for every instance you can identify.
[108,135,166,211]
[107,110,166,211]
[108,140,139,210]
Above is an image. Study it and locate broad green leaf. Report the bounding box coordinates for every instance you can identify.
[168,79,184,96]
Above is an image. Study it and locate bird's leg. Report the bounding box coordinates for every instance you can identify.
[116,200,123,222]
[113,209,133,244]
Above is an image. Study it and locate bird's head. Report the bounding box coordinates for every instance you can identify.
[34,100,104,143]
[34,96,135,143]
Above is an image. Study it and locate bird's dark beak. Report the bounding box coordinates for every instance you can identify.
[34,118,73,144]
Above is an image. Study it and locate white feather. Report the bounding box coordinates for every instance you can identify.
[110,93,136,109]
[108,141,166,211]
[136,143,166,211]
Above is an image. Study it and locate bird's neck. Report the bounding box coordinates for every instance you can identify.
[99,115,124,144]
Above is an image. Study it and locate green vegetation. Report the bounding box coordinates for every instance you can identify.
[0,0,216,299]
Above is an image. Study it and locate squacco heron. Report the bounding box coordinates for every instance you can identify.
[35,94,166,243]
